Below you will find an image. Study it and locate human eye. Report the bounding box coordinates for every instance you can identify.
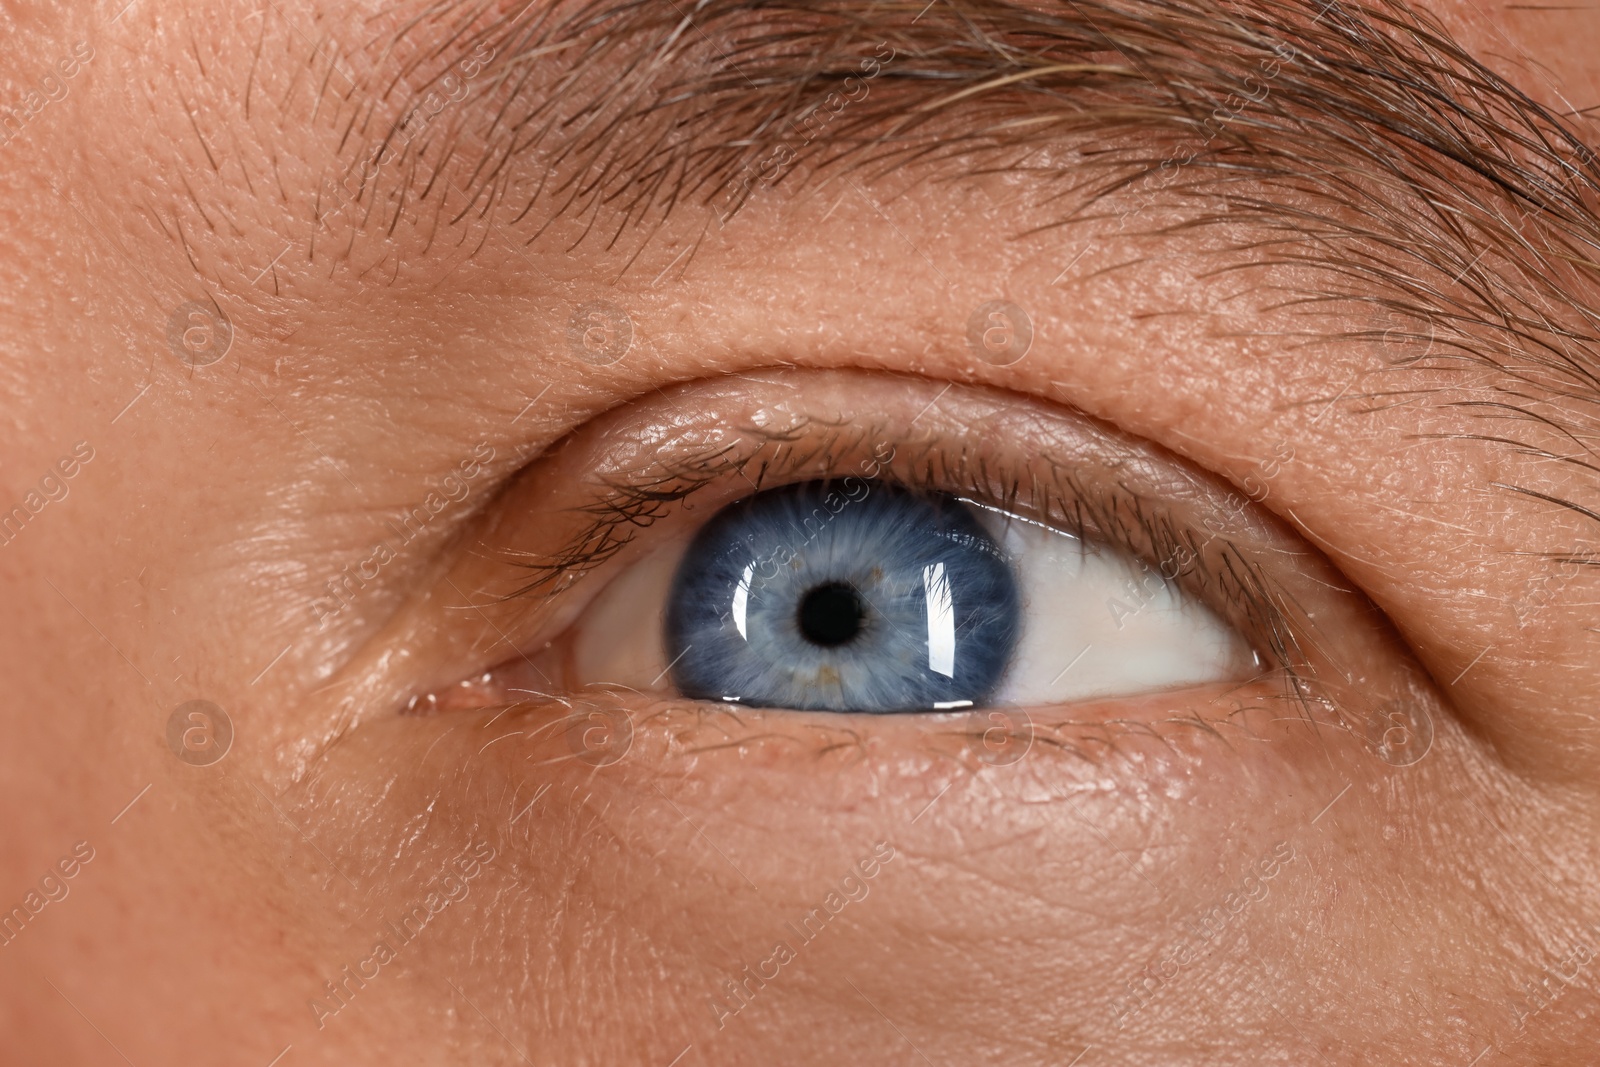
[600,476,1252,713]
[25,0,1600,1060]
[409,371,1427,748]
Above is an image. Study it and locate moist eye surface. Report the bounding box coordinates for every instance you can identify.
[663,480,1022,712]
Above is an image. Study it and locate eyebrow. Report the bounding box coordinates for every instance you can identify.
[358,2,1600,322]
[295,0,1600,523]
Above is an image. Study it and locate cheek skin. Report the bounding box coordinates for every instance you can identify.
[253,681,1588,1065]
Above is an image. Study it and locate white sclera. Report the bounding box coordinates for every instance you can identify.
[567,532,689,692]
[564,501,1257,704]
[975,507,1256,705]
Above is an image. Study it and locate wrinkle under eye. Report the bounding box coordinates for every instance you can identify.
[664,480,1022,712]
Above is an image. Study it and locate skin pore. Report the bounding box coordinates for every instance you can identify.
[2,0,1600,1063]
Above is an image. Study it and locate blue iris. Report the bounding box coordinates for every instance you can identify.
[664,480,1021,712]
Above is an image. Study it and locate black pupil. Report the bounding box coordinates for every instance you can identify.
[797,582,866,647]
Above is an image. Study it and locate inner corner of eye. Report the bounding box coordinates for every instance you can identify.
[517,477,1258,717]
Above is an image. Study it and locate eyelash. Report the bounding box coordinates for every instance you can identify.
[496,418,1310,686]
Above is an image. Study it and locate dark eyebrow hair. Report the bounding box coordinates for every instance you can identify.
[355,1,1599,334]
[356,0,1600,224]
[307,0,1600,535]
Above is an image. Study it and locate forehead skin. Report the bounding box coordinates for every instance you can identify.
[1,0,1599,1065]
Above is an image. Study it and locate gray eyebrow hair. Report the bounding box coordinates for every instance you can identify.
[322,0,1600,536]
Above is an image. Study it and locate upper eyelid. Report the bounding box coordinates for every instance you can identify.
[223,0,1596,489]
[490,391,1313,682]
[502,419,882,598]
